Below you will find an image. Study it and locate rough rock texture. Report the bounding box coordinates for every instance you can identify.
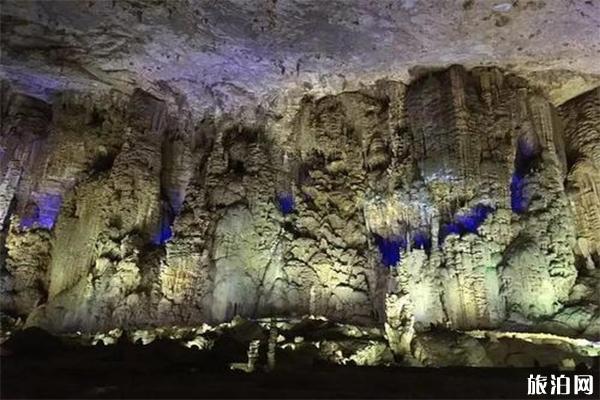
[1,2,600,371]
[1,65,598,351]
[560,88,600,268]
[2,322,598,399]
[3,316,598,372]
[1,0,600,117]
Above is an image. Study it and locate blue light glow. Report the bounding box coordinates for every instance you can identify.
[439,204,495,243]
[412,230,432,253]
[510,173,528,214]
[152,202,175,245]
[152,223,173,245]
[374,234,406,267]
[276,192,295,215]
[19,194,62,230]
[516,137,537,160]
[510,136,539,214]
[439,222,461,240]
[456,204,494,233]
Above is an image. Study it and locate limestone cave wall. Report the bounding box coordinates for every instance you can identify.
[0,66,598,339]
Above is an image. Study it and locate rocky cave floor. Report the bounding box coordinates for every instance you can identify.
[3,350,595,399]
[2,1,600,398]
[1,316,599,399]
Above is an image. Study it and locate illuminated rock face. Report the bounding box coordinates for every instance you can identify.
[560,88,600,269]
[0,67,598,341]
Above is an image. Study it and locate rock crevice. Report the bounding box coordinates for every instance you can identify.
[0,67,598,343]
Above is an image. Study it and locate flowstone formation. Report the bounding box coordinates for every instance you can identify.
[1,66,599,365]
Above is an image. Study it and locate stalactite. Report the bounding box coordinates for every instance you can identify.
[0,68,595,341]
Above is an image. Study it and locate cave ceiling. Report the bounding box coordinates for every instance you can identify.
[2,0,600,116]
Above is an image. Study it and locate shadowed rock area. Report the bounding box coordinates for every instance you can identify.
[1,320,599,398]
[2,67,599,342]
